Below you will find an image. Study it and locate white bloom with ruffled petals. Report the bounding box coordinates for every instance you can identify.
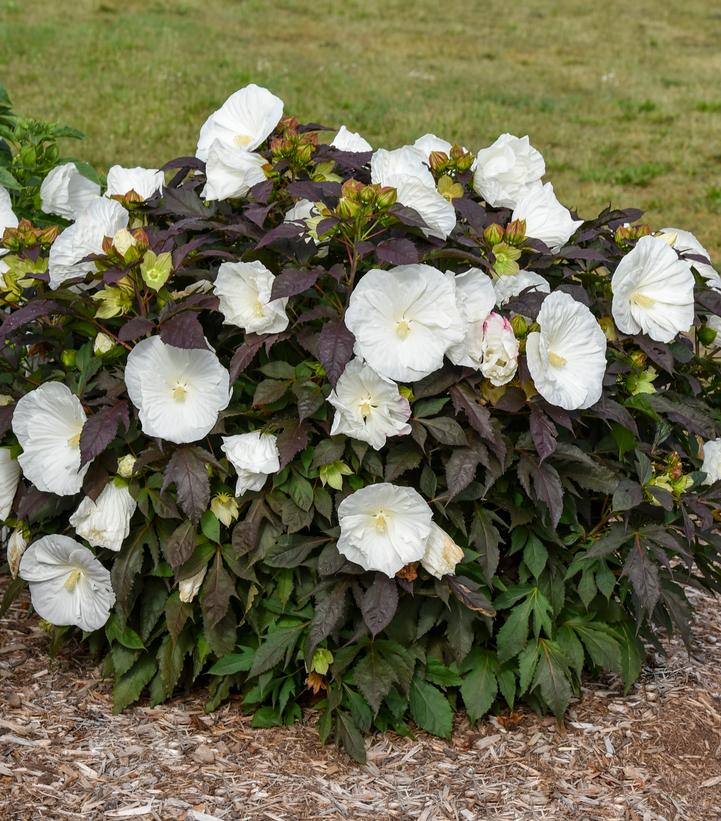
[12,382,89,495]
[328,358,411,450]
[701,439,721,485]
[221,431,280,496]
[196,84,284,160]
[473,134,545,208]
[611,235,694,343]
[421,523,464,579]
[0,447,20,520]
[337,483,433,576]
[331,126,372,153]
[526,291,607,410]
[213,260,289,334]
[0,185,18,238]
[125,336,231,444]
[69,481,137,552]
[660,227,720,290]
[512,182,582,252]
[480,313,519,386]
[40,163,101,220]
[494,270,550,307]
[19,535,115,632]
[413,133,453,160]
[105,165,164,201]
[48,198,128,289]
[201,140,267,201]
[446,267,496,367]
[371,146,456,239]
[345,264,465,382]
[7,528,28,579]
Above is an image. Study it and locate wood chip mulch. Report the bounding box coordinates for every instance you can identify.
[1,588,720,821]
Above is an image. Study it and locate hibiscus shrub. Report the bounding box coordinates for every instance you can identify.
[2,85,721,762]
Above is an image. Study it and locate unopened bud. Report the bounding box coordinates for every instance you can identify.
[61,349,77,369]
[376,186,397,209]
[484,223,504,246]
[93,332,115,355]
[117,454,137,479]
[504,219,527,245]
[510,314,528,338]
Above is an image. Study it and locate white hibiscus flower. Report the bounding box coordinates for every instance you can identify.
[196,84,284,161]
[371,146,456,239]
[701,438,721,485]
[7,528,28,579]
[337,482,433,576]
[124,336,231,444]
[413,133,453,160]
[213,260,289,334]
[421,523,464,579]
[331,126,372,152]
[445,267,496,368]
[480,313,519,386]
[345,264,465,382]
[12,382,89,496]
[526,291,607,410]
[69,480,137,552]
[473,133,545,209]
[221,431,280,496]
[48,198,129,289]
[660,227,721,290]
[328,358,412,450]
[19,535,115,632]
[512,182,582,252]
[105,165,164,201]
[201,141,268,201]
[40,163,101,220]
[494,270,550,307]
[0,185,18,237]
[611,235,694,343]
[0,447,21,520]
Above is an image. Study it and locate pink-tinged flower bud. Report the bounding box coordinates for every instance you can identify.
[480,312,520,387]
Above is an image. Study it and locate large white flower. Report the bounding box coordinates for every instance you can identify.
[660,227,720,290]
[7,528,28,579]
[473,133,545,209]
[328,358,411,450]
[213,260,289,334]
[421,523,464,579]
[105,165,164,201]
[221,431,280,496]
[196,84,284,161]
[0,185,18,238]
[40,163,101,220]
[48,197,129,289]
[371,146,456,239]
[125,336,231,444]
[201,140,267,201]
[446,267,496,368]
[331,126,372,153]
[69,481,137,552]
[345,264,465,382]
[19,535,115,632]
[337,483,433,576]
[611,235,694,343]
[480,313,519,386]
[526,291,607,410]
[494,270,550,307]
[701,438,721,485]
[0,447,20,520]
[512,182,582,252]
[413,133,453,160]
[13,382,89,495]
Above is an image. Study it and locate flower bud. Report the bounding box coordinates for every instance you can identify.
[117,454,137,479]
[376,186,397,209]
[113,228,137,256]
[699,324,718,346]
[598,316,618,342]
[140,250,173,292]
[319,460,353,491]
[336,197,361,220]
[359,185,376,206]
[510,314,528,338]
[179,565,207,603]
[61,349,77,369]
[93,332,115,356]
[504,219,527,246]
[483,223,504,247]
[7,528,28,579]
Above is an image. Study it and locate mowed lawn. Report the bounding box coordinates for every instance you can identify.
[1,0,721,252]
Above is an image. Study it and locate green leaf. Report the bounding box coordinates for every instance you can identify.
[200,552,235,628]
[418,416,467,447]
[409,676,453,739]
[496,667,516,709]
[345,688,373,732]
[112,654,157,713]
[138,578,169,642]
[158,628,194,699]
[307,582,348,657]
[384,441,423,482]
[253,378,290,406]
[259,361,296,380]
[425,657,462,687]
[353,646,396,713]
[470,508,501,585]
[460,651,498,722]
[578,567,597,609]
[518,639,539,695]
[165,590,192,642]
[595,561,616,599]
[200,510,221,543]
[110,644,139,677]
[556,625,584,679]
[533,640,572,719]
[574,623,622,674]
[523,534,548,579]
[250,705,284,728]
[336,710,367,763]
[618,622,643,692]
[111,524,154,617]
[249,625,304,678]
[496,598,532,662]
[208,647,255,675]
[105,614,145,650]
[287,473,314,511]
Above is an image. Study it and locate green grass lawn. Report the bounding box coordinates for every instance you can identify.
[1,0,721,252]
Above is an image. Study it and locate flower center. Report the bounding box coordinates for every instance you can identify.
[172,381,191,402]
[630,291,656,308]
[395,318,412,339]
[548,351,567,368]
[254,300,266,318]
[64,568,83,592]
[358,396,376,418]
[67,431,82,448]
[234,134,253,147]
[373,510,388,532]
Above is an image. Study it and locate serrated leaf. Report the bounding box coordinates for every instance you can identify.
[470,508,501,585]
[353,647,395,714]
[445,448,479,499]
[112,654,157,713]
[496,598,532,663]
[201,552,235,628]
[532,640,573,719]
[336,710,367,763]
[208,646,255,675]
[360,574,398,637]
[460,650,498,722]
[162,447,211,523]
[318,319,354,387]
[250,624,304,677]
[623,537,660,615]
[163,520,197,570]
[79,401,130,467]
[409,676,453,739]
[523,534,548,579]
[307,582,348,657]
[384,442,423,482]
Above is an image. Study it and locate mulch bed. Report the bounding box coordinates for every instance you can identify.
[1,587,720,821]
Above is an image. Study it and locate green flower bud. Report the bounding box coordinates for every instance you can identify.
[483,223,504,246]
[93,332,115,356]
[699,324,718,346]
[510,315,528,338]
[61,349,77,368]
[117,454,137,479]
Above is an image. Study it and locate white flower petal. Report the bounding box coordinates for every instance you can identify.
[70,481,137,552]
[472,134,545,208]
[125,337,231,444]
[331,126,372,153]
[337,483,433,576]
[480,313,519,386]
[345,264,465,382]
[7,528,28,578]
[213,260,289,333]
[413,133,453,160]
[494,270,550,307]
[105,165,164,200]
[221,431,280,496]
[660,227,720,289]
[201,141,267,201]
[0,447,21,520]
[611,235,694,343]
[526,291,607,410]
[0,185,18,238]
[512,182,582,252]
[19,534,115,632]
[421,523,464,579]
[12,382,89,495]
[40,164,101,220]
[446,267,496,367]
[701,438,721,485]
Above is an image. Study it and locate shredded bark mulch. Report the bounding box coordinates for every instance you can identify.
[1,588,720,821]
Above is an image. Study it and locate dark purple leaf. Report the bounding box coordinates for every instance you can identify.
[375,238,419,265]
[276,422,309,468]
[447,576,495,615]
[118,316,154,342]
[445,449,480,499]
[450,383,494,442]
[0,300,62,340]
[318,320,355,387]
[530,406,558,462]
[287,180,342,203]
[158,186,216,218]
[159,312,207,349]
[389,203,429,230]
[79,401,130,467]
[160,156,205,173]
[0,403,15,438]
[360,574,399,637]
[244,203,273,228]
[253,378,289,406]
[229,334,265,381]
[453,197,490,232]
[270,267,321,300]
[623,537,660,615]
[255,221,305,249]
[162,447,211,523]
[201,552,236,628]
[163,520,196,570]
